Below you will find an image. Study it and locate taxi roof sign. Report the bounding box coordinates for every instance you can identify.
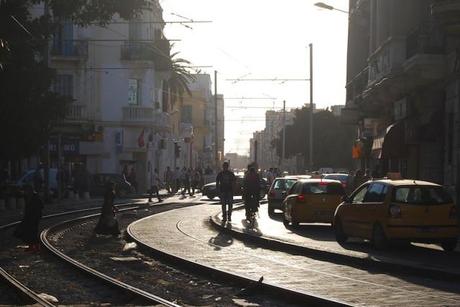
[385,172,402,180]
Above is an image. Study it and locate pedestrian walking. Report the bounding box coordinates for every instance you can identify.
[149,168,163,202]
[181,167,192,196]
[94,182,120,236]
[164,166,173,194]
[191,168,202,195]
[174,167,181,193]
[14,185,44,252]
[243,164,261,222]
[216,162,236,223]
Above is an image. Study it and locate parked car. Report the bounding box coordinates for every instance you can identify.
[90,173,134,197]
[202,176,267,200]
[333,179,459,251]
[267,175,311,216]
[282,179,345,227]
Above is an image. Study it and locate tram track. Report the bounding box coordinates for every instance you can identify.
[0,199,170,306]
[36,198,288,307]
[40,204,180,307]
[127,203,460,307]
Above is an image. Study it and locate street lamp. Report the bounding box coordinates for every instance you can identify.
[314,2,349,14]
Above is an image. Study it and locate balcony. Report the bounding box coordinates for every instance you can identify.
[122,106,171,130]
[65,104,89,121]
[403,24,445,89]
[120,40,171,70]
[51,40,88,61]
[123,106,154,122]
[431,0,460,33]
[368,37,406,86]
[346,67,369,105]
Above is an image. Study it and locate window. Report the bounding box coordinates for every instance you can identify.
[288,182,300,195]
[181,105,192,123]
[128,79,139,105]
[351,185,369,204]
[129,20,142,41]
[392,186,453,205]
[274,179,296,190]
[302,182,345,195]
[54,74,73,97]
[364,183,388,203]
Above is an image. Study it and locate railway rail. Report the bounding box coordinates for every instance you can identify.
[0,199,178,306]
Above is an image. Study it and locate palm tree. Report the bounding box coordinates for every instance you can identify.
[167,51,195,109]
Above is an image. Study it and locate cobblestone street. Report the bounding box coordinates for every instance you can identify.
[129,198,460,306]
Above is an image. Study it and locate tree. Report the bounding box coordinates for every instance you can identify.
[273,108,355,170]
[167,51,196,109]
[0,0,148,161]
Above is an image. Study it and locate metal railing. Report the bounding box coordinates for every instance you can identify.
[51,40,88,58]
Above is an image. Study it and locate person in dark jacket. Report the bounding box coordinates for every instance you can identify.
[216,162,236,222]
[94,182,120,236]
[14,185,44,252]
[243,165,261,221]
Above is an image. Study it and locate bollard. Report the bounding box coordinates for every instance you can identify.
[7,197,16,210]
[83,191,90,200]
[0,199,5,211]
[16,198,25,211]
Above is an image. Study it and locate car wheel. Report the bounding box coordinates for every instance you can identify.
[441,240,457,252]
[372,223,388,250]
[207,193,215,200]
[334,218,348,244]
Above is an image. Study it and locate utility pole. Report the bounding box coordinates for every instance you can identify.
[214,70,219,170]
[281,100,286,169]
[309,43,314,172]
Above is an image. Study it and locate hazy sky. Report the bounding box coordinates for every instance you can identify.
[160,0,348,155]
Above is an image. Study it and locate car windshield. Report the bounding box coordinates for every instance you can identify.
[273,179,296,190]
[324,174,348,183]
[302,182,345,195]
[392,186,453,205]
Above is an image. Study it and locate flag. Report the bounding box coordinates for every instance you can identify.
[138,128,145,147]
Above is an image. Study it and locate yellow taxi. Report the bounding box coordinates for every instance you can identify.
[333,179,459,251]
[282,179,346,227]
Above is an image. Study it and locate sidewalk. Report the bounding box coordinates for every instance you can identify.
[211,202,460,279]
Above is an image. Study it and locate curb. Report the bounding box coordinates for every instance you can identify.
[210,213,460,282]
[127,214,349,307]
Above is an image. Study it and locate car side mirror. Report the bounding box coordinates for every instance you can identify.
[342,195,351,203]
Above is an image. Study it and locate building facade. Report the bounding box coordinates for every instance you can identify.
[49,0,174,192]
[345,0,460,197]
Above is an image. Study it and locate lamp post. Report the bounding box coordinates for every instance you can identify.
[314,2,349,14]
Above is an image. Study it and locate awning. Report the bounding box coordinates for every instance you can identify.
[371,121,406,159]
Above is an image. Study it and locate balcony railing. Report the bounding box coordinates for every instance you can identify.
[123,106,154,122]
[120,40,171,70]
[65,104,87,120]
[406,24,444,59]
[122,106,171,129]
[368,37,406,85]
[51,40,88,58]
[346,67,369,103]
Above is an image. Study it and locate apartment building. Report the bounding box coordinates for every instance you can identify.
[344,0,460,195]
[49,0,173,192]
